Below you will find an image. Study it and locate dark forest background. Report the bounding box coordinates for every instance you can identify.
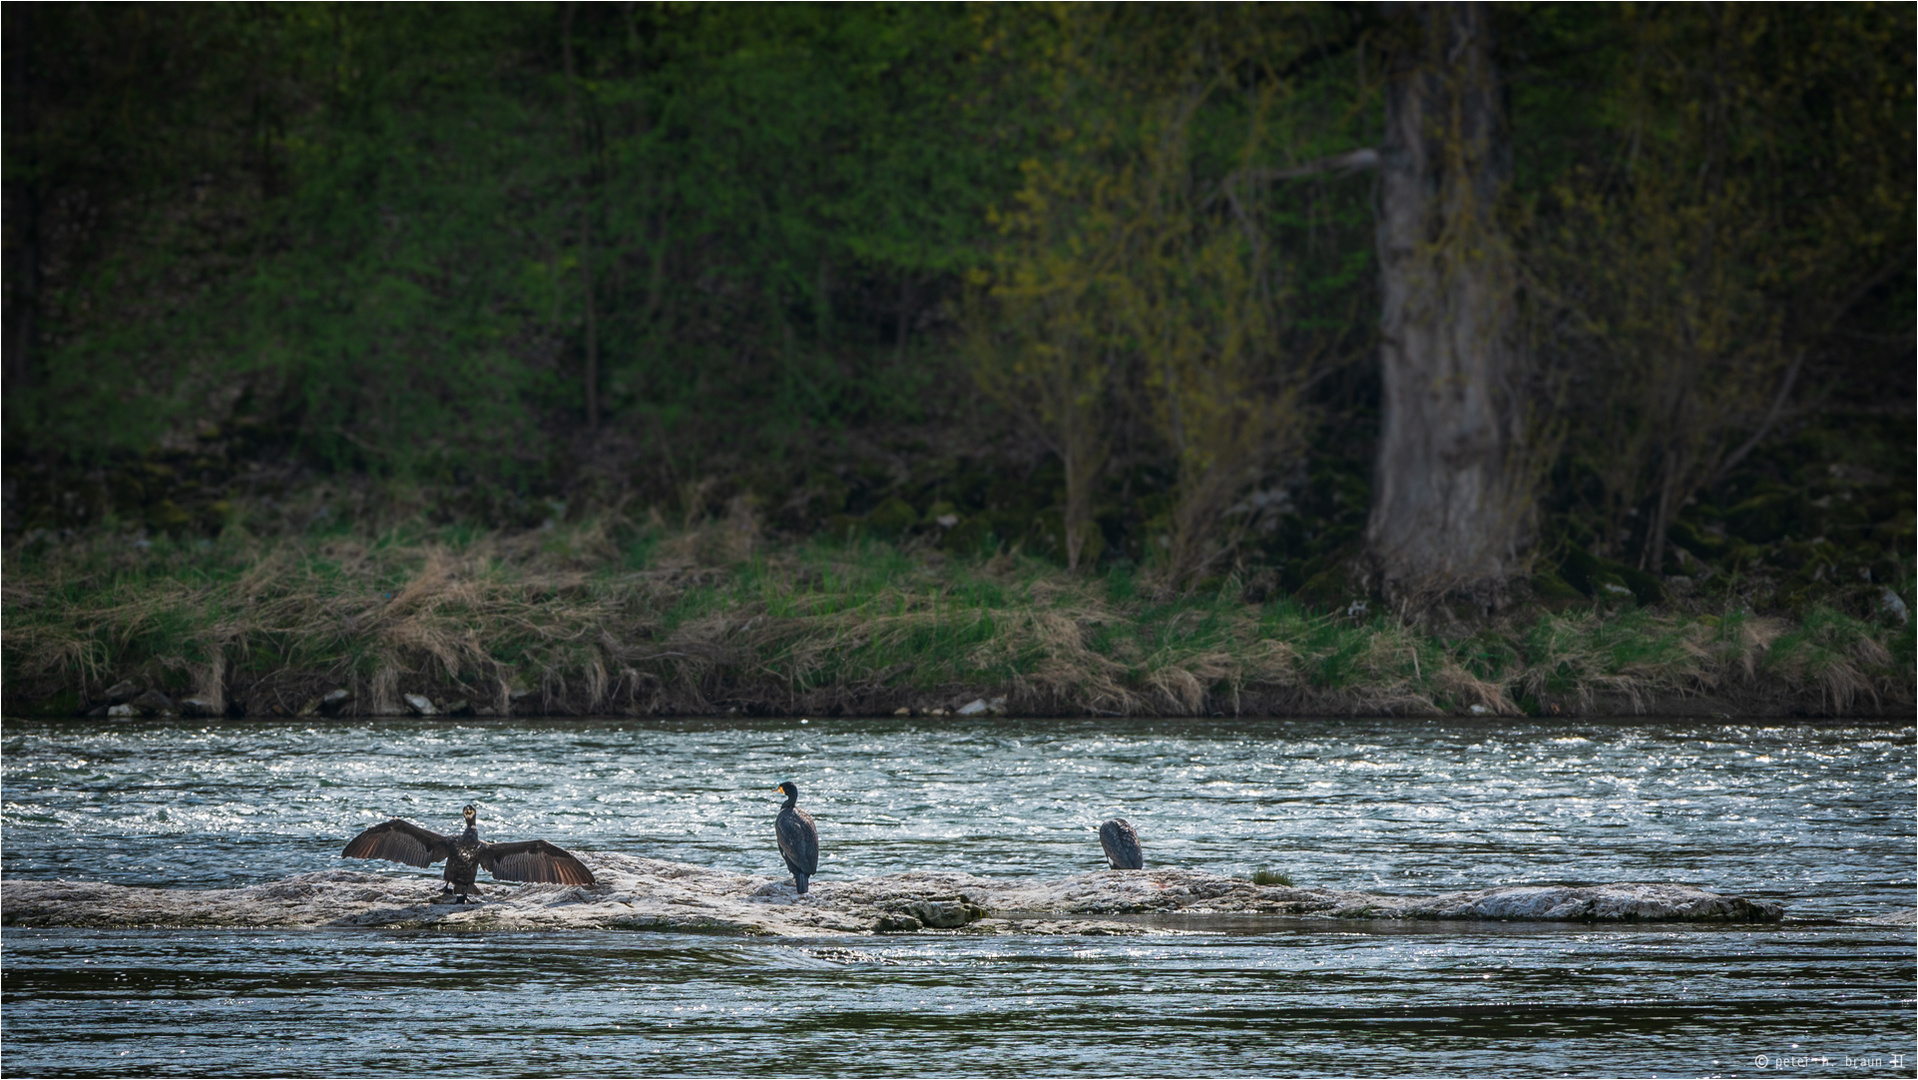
[5,2,1912,617]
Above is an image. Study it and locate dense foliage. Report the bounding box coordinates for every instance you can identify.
[5,2,1911,622]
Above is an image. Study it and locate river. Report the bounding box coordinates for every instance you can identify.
[3,716,1912,1076]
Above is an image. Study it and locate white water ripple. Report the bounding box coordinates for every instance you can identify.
[2,716,1912,920]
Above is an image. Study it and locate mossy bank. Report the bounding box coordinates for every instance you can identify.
[6,516,1910,721]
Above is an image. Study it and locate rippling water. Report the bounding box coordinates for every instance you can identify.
[4,717,1913,1076]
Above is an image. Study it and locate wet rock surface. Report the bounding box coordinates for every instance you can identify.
[1,858,1786,935]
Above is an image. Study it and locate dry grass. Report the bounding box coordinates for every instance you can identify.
[4,518,1911,717]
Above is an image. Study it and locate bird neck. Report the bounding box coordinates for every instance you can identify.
[781,794,797,811]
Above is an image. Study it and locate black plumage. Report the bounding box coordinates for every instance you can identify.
[774,781,820,895]
[1098,817,1144,870]
[341,804,594,902]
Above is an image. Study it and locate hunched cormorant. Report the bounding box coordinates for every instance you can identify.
[774,781,819,896]
[341,804,594,902]
[1099,818,1144,870]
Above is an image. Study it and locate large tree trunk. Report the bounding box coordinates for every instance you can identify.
[1364,2,1530,608]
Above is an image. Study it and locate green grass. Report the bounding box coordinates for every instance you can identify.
[4,517,1911,717]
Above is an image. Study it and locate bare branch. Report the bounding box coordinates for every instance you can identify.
[1240,147,1380,184]
[1712,348,1806,483]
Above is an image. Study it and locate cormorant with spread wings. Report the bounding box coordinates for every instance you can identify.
[342,804,594,902]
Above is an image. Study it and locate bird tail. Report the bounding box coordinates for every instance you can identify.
[794,872,810,895]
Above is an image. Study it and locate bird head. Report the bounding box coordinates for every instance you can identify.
[462,804,478,823]
[776,781,798,800]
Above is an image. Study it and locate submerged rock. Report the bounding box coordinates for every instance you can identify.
[1349,883,1786,922]
[0,860,1788,936]
[1846,908,1916,926]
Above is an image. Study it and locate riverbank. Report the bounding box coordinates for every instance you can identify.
[4,518,1911,719]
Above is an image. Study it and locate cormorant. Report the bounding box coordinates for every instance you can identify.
[341,804,594,902]
[1099,818,1144,870]
[774,781,819,896]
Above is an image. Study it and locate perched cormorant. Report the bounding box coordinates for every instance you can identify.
[1099,818,1144,870]
[341,804,594,902]
[774,781,820,896]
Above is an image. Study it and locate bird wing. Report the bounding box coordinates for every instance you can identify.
[478,839,595,885]
[776,807,819,875]
[341,819,455,867]
[1099,819,1144,869]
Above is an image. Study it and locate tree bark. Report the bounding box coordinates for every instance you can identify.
[1364,2,1530,608]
